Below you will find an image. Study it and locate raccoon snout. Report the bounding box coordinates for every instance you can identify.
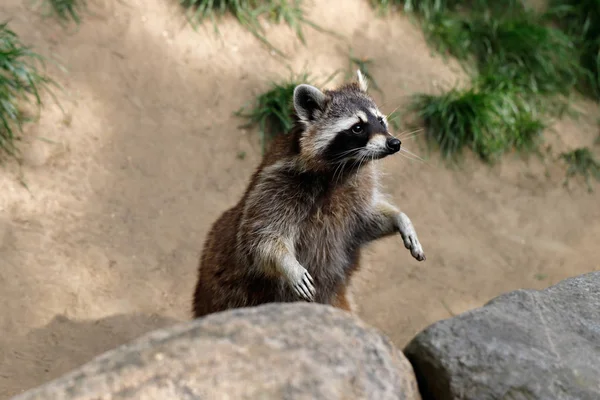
[386,137,401,153]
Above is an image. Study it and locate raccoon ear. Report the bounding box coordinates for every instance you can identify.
[293,84,326,124]
[356,69,368,92]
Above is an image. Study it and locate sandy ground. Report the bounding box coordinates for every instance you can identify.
[0,0,599,397]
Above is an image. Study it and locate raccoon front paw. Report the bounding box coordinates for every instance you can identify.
[397,212,426,262]
[291,269,316,302]
[401,230,426,262]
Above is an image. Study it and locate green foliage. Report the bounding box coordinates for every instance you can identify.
[560,147,600,192]
[371,0,524,19]
[29,0,88,25]
[412,0,524,15]
[409,82,544,162]
[469,13,582,96]
[235,72,307,152]
[371,0,459,15]
[414,11,473,59]
[0,22,57,159]
[371,0,599,102]
[534,273,548,281]
[235,71,338,153]
[546,0,600,100]
[407,10,583,97]
[180,0,332,57]
[371,0,593,165]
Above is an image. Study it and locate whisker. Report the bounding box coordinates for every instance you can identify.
[338,160,349,186]
[400,147,427,164]
[389,128,422,141]
[330,148,361,162]
[333,159,347,186]
[398,151,425,164]
[399,152,422,163]
[400,131,424,141]
[398,128,424,139]
[355,152,367,180]
[337,148,361,156]
[331,161,340,185]
[401,147,425,160]
[385,104,402,118]
[339,148,363,157]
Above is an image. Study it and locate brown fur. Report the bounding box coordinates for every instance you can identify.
[192,127,366,317]
[192,77,425,318]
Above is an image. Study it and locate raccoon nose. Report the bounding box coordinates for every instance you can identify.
[386,137,401,153]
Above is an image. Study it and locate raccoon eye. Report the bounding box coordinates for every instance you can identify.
[351,123,363,134]
[378,116,385,126]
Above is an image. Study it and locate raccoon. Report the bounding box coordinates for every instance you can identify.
[192,71,425,318]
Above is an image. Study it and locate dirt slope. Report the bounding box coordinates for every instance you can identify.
[0,0,598,397]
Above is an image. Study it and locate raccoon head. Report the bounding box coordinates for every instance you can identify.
[292,70,400,170]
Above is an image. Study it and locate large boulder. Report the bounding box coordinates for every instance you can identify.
[13,303,421,400]
[404,271,600,400]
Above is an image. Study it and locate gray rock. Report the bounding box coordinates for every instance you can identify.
[404,271,600,400]
[13,303,421,400]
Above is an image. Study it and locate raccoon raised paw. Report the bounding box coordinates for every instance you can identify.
[401,232,426,261]
[397,212,426,262]
[291,270,316,302]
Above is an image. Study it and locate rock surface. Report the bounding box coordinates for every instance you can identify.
[404,271,600,400]
[13,303,421,400]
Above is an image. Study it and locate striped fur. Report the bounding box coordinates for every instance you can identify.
[192,71,425,318]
